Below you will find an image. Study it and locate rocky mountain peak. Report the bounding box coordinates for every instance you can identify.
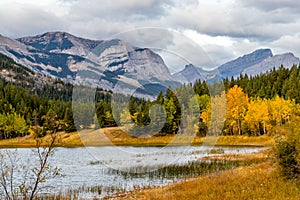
[281,52,296,58]
[249,48,273,58]
[172,64,210,83]
[173,48,299,83]
[17,32,102,56]
[218,48,273,78]
[0,32,178,97]
[243,52,300,76]
[184,64,196,70]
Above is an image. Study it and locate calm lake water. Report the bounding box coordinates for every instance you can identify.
[1,146,266,199]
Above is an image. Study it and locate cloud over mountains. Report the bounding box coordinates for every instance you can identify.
[0,0,299,72]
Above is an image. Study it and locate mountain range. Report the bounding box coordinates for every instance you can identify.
[0,32,178,97]
[175,49,300,83]
[0,31,299,97]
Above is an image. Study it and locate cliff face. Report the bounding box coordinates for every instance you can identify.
[0,32,179,97]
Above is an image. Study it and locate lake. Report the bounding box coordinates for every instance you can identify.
[0,146,266,199]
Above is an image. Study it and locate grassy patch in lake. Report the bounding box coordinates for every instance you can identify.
[107,153,267,180]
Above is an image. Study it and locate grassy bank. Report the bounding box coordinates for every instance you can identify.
[109,152,300,200]
[0,127,274,148]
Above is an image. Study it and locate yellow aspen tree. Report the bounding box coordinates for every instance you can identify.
[244,98,270,135]
[200,101,211,126]
[226,85,248,135]
[268,96,293,129]
[267,96,298,136]
[200,92,226,135]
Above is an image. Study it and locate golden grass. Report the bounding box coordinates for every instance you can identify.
[202,149,271,162]
[0,134,37,148]
[0,127,274,148]
[214,135,274,146]
[111,159,300,200]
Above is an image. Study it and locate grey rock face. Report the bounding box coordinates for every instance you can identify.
[1,32,179,97]
[172,64,211,83]
[17,32,101,56]
[243,53,300,76]
[218,49,273,78]
[173,48,299,83]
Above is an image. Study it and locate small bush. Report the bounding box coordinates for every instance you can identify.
[275,137,300,179]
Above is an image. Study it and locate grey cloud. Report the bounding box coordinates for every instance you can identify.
[68,0,174,22]
[54,0,176,42]
[165,1,300,43]
[57,0,78,3]
[271,34,300,57]
[162,30,215,70]
[239,0,300,12]
[166,3,251,38]
[66,18,169,42]
[203,45,236,67]
[157,50,190,73]
[112,28,175,49]
[0,3,66,38]
[1,0,300,72]
[3,0,298,44]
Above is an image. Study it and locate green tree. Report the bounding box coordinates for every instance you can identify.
[63,106,76,133]
[13,113,28,137]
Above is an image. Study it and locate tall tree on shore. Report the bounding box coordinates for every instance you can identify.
[244,98,270,136]
[225,85,248,135]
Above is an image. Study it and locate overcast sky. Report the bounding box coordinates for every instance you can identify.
[1,0,300,73]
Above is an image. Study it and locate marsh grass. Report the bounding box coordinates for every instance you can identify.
[37,185,126,200]
[209,148,225,154]
[107,160,248,180]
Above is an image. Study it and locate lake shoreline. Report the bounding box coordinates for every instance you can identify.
[1,145,267,199]
[0,127,274,148]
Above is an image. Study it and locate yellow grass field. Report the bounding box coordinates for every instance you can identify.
[0,127,274,148]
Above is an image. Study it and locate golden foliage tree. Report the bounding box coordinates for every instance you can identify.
[244,98,270,135]
[268,96,293,130]
[225,85,248,135]
[200,92,226,136]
